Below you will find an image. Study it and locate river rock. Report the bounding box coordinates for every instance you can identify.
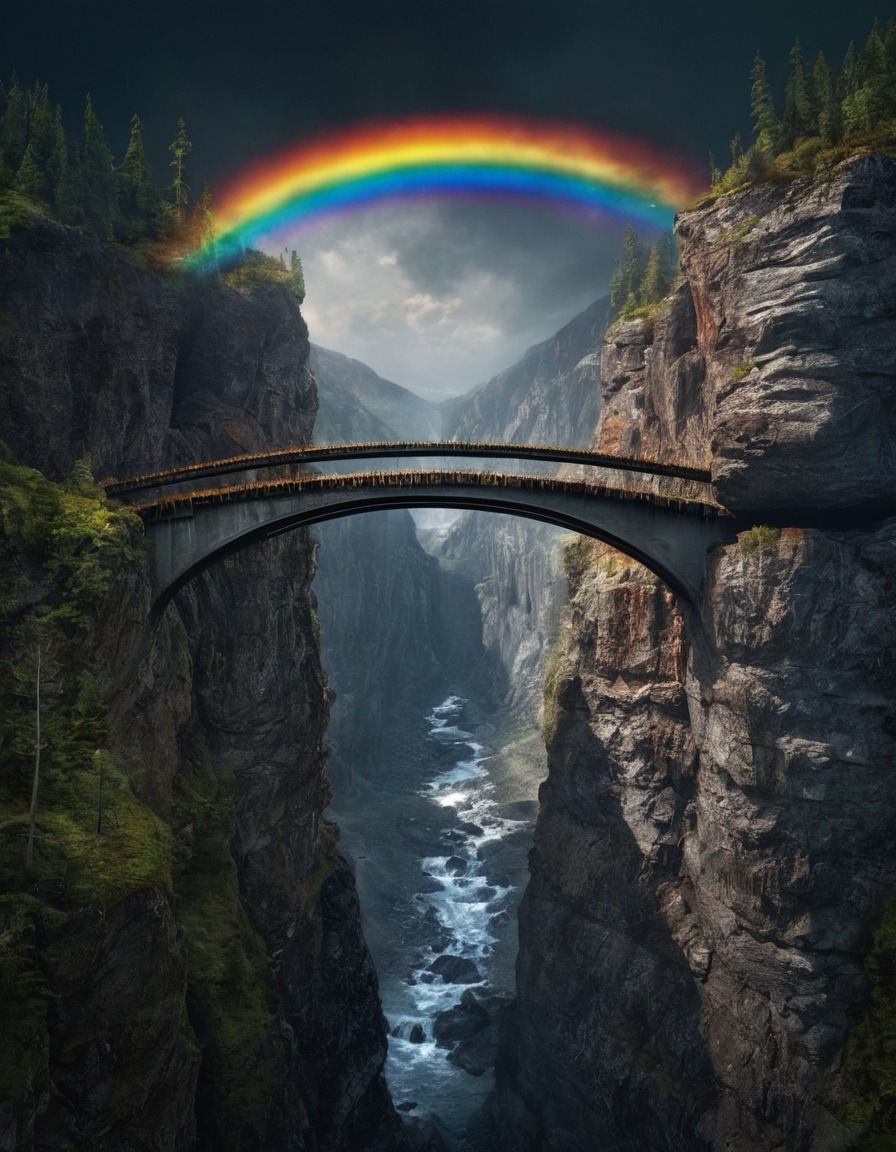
[427,955,483,984]
[432,997,490,1047]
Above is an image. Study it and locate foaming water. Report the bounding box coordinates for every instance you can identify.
[380,695,529,1133]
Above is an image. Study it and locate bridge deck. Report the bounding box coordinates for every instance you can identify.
[132,469,726,520]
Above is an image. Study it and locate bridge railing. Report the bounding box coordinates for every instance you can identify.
[103,441,713,504]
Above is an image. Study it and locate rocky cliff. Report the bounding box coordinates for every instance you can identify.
[428,295,610,723]
[498,153,896,1150]
[0,212,406,1150]
[312,345,441,444]
[440,297,607,448]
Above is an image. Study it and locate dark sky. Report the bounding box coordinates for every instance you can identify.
[4,1,890,393]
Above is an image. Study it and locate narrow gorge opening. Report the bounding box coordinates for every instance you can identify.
[313,508,562,1148]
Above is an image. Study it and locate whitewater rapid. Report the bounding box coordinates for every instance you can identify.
[382,695,528,1127]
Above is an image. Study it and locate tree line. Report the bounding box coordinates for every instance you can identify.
[715,17,896,189]
[609,229,677,322]
[0,74,202,243]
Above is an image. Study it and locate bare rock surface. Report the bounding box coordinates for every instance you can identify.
[498,156,896,1152]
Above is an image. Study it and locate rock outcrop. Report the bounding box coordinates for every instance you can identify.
[0,214,405,1150]
[498,154,896,1151]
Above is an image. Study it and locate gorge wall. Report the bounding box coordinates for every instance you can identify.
[431,295,609,723]
[497,153,896,1151]
[0,217,406,1151]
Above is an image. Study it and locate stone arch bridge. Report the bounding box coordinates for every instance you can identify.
[104,442,741,610]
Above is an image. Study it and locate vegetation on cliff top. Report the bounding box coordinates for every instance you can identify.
[0,74,305,293]
[605,227,679,343]
[709,18,896,198]
[0,75,192,242]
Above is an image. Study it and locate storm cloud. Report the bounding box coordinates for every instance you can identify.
[286,199,632,397]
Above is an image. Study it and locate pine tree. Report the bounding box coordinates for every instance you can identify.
[47,106,68,213]
[781,38,815,147]
[73,95,118,235]
[116,114,155,238]
[639,234,675,308]
[0,73,27,179]
[838,42,869,139]
[609,226,647,315]
[884,19,896,120]
[169,117,192,224]
[13,142,42,199]
[812,51,840,147]
[23,84,58,204]
[750,53,780,153]
[861,19,889,127]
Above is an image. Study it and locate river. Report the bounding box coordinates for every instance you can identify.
[331,694,544,1148]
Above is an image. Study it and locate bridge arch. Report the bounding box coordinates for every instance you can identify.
[136,475,739,612]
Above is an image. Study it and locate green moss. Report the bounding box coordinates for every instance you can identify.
[705,126,896,204]
[0,456,166,906]
[738,525,781,554]
[718,218,763,248]
[562,535,593,596]
[731,362,756,383]
[0,894,64,1103]
[0,190,40,239]
[173,727,285,1146]
[542,644,566,749]
[610,291,678,345]
[845,907,896,1147]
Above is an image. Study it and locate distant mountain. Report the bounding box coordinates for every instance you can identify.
[424,294,612,718]
[439,296,609,446]
[311,344,441,443]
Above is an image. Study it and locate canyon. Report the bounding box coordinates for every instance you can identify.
[0,148,894,1152]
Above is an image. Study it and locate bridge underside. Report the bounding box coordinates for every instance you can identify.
[143,483,740,609]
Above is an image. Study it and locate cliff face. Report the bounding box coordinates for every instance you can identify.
[0,215,404,1151]
[427,295,610,723]
[441,296,607,447]
[312,345,441,443]
[430,513,565,721]
[499,154,896,1151]
[311,348,490,788]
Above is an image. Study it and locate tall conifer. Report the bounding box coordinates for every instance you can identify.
[169,117,192,223]
[73,95,118,234]
[13,142,42,199]
[0,73,27,178]
[750,53,780,152]
[116,114,154,237]
[781,38,815,146]
[47,106,68,212]
[812,52,840,147]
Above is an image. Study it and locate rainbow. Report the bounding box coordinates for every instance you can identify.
[197,116,705,261]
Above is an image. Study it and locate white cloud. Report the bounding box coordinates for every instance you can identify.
[267,199,629,399]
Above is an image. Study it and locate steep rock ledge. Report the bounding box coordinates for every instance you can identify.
[0,214,404,1150]
[498,155,896,1151]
